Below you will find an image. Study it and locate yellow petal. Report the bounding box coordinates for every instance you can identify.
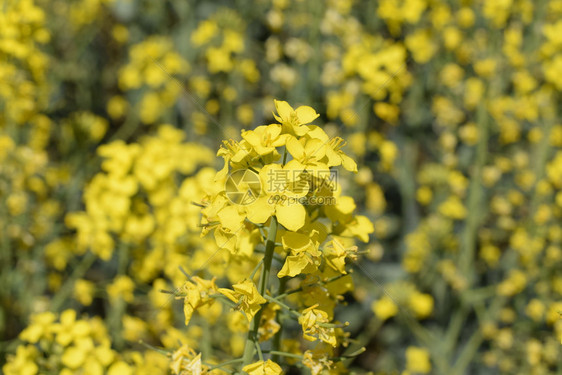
[263,360,283,374]
[241,129,261,147]
[325,147,341,167]
[324,248,347,274]
[183,300,195,326]
[272,133,289,147]
[293,124,311,136]
[214,227,237,252]
[60,309,76,325]
[306,125,329,142]
[295,105,320,124]
[341,153,358,172]
[242,361,263,375]
[274,100,293,120]
[246,197,275,224]
[283,159,306,182]
[325,196,356,222]
[61,346,86,369]
[233,280,255,296]
[276,202,306,232]
[302,161,329,176]
[244,302,262,322]
[232,148,249,163]
[215,157,230,183]
[218,288,238,303]
[336,196,357,215]
[218,205,245,232]
[304,138,326,160]
[345,215,374,243]
[266,124,282,139]
[281,231,311,252]
[243,360,282,375]
[372,296,398,320]
[282,161,309,197]
[107,361,133,375]
[277,255,311,277]
[259,163,280,192]
[286,136,305,160]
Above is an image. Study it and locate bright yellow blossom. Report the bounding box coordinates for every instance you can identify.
[273,100,319,136]
[405,346,431,374]
[299,304,338,346]
[242,360,283,375]
[372,296,398,321]
[219,280,267,322]
[180,277,218,326]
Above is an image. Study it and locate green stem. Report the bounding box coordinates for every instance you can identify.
[208,294,238,308]
[202,318,212,360]
[263,294,300,318]
[252,248,284,263]
[442,100,489,373]
[49,252,96,311]
[240,216,278,371]
[459,102,488,285]
[262,350,303,360]
[443,305,469,360]
[109,243,130,349]
[276,274,347,299]
[396,137,420,234]
[255,341,264,361]
[271,277,287,363]
[208,358,244,370]
[258,216,278,302]
[334,347,366,361]
[527,110,554,236]
[450,297,504,375]
[249,259,264,281]
[108,110,139,142]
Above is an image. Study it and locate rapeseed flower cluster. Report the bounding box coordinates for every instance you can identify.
[4,309,168,375]
[118,38,190,124]
[169,100,372,372]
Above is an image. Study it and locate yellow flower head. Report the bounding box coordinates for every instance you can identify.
[242,124,288,156]
[323,238,358,274]
[372,296,398,321]
[170,344,208,375]
[180,277,218,326]
[299,304,337,347]
[219,280,267,322]
[302,346,334,375]
[273,100,319,136]
[242,359,283,375]
[277,231,322,277]
[405,346,431,374]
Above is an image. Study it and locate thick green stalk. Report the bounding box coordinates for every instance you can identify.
[271,277,287,364]
[258,216,278,302]
[459,102,488,284]
[50,252,96,311]
[442,101,488,371]
[396,137,420,234]
[240,216,278,372]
